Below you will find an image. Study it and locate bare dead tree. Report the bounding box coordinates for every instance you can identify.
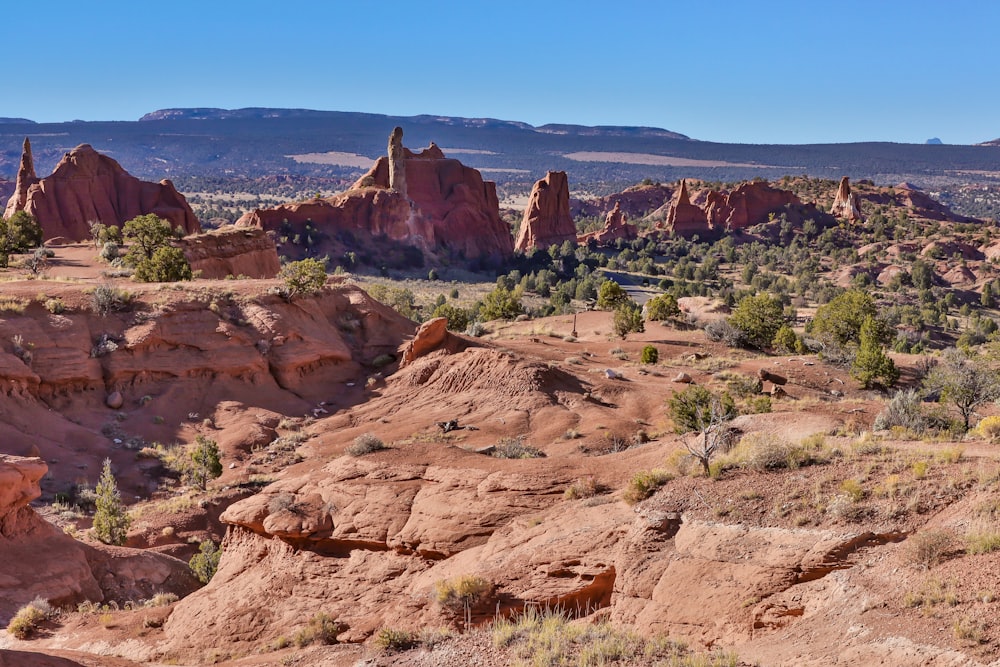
[681,395,737,475]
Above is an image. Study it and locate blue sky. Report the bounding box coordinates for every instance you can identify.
[7,0,999,144]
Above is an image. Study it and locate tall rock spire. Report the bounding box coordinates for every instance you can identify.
[4,137,38,218]
[387,126,407,197]
[830,176,863,221]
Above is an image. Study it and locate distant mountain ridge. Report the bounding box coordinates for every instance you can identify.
[139,107,689,140]
[978,138,1000,147]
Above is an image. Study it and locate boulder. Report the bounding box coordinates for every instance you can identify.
[758,368,787,385]
[179,226,281,279]
[515,171,577,251]
[4,140,200,241]
[400,317,449,367]
[105,391,124,409]
[830,176,863,221]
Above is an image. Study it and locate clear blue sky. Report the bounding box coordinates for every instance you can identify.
[7,0,999,144]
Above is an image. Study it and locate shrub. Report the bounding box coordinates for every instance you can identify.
[873,389,926,433]
[293,612,344,647]
[132,245,193,282]
[973,415,1000,441]
[564,477,607,500]
[430,302,471,332]
[492,436,544,459]
[623,469,673,505]
[729,293,784,349]
[612,301,644,338]
[703,318,745,347]
[851,316,898,389]
[43,297,65,314]
[772,325,799,353]
[640,345,659,364]
[668,386,736,434]
[144,592,178,607]
[122,214,174,264]
[480,285,523,321]
[374,628,419,653]
[90,284,132,315]
[808,289,882,349]
[189,539,221,584]
[6,598,53,639]
[99,241,120,262]
[907,529,955,568]
[596,279,629,309]
[646,293,680,321]
[346,433,386,456]
[189,435,222,490]
[433,575,493,612]
[278,258,328,298]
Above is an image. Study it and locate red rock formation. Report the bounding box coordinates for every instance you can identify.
[399,317,449,367]
[830,176,863,221]
[514,171,577,252]
[179,227,281,279]
[3,140,200,241]
[654,179,802,237]
[720,181,802,229]
[238,129,513,264]
[578,202,638,246]
[665,180,710,235]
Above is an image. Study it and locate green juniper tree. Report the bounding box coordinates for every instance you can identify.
[93,458,131,545]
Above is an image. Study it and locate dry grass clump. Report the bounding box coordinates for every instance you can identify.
[143,592,178,607]
[564,477,609,500]
[903,577,960,611]
[491,606,739,666]
[493,436,545,459]
[0,296,29,313]
[7,597,55,639]
[718,432,834,474]
[433,575,493,613]
[623,469,674,505]
[346,433,386,456]
[906,529,956,569]
[374,627,419,653]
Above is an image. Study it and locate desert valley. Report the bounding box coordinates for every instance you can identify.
[1,104,1000,667]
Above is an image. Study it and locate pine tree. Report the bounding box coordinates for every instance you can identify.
[93,458,131,545]
[851,316,899,389]
[189,436,223,491]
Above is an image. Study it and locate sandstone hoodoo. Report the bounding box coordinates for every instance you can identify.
[238,128,514,266]
[515,171,578,251]
[830,176,863,221]
[579,201,638,246]
[4,139,200,241]
[664,179,708,235]
[179,226,281,279]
